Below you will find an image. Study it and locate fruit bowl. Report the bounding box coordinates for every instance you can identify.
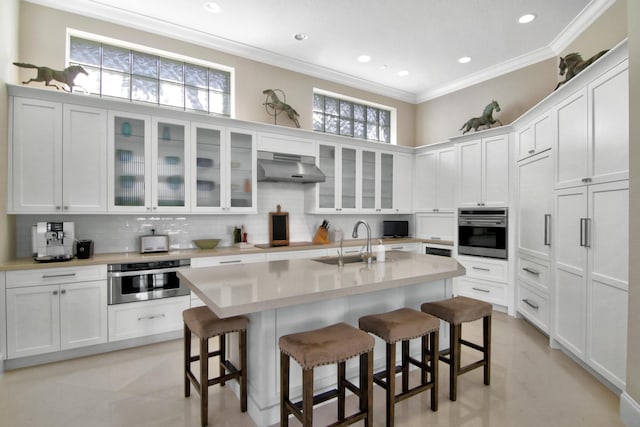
[193,239,221,250]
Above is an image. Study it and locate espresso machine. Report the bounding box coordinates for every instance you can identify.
[31,222,75,262]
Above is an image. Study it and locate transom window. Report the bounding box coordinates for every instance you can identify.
[313,91,393,144]
[68,33,233,117]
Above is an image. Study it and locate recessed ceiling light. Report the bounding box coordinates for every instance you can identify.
[293,33,309,41]
[397,70,409,77]
[518,13,536,24]
[357,55,371,63]
[458,56,471,64]
[203,2,221,13]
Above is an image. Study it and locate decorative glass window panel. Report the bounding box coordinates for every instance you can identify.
[366,123,378,141]
[313,112,324,131]
[380,110,390,126]
[325,115,338,134]
[340,101,353,118]
[69,35,233,117]
[354,104,366,121]
[313,93,324,112]
[354,121,365,139]
[325,97,339,116]
[340,118,353,136]
[367,107,378,124]
[380,126,390,143]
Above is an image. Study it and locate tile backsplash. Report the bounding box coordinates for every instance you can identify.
[15,182,412,258]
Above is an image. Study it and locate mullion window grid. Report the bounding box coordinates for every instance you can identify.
[69,36,230,117]
[313,93,391,143]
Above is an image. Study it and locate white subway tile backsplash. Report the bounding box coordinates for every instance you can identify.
[15,183,412,258]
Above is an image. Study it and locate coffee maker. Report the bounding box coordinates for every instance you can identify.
[31,222,75,262]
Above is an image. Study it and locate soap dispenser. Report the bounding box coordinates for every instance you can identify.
[376,239,386,262]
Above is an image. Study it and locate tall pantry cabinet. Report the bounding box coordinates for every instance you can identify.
[552,57,629,390]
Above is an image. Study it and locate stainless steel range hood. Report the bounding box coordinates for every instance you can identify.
[257,151,326,183]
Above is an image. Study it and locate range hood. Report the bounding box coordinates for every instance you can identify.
[257,151,326,183]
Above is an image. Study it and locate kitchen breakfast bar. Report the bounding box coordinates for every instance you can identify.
[177,251,465,426]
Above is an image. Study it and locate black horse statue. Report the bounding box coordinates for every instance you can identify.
[554,50,608,90]
[13,62,88,92]
[459,100,503,134]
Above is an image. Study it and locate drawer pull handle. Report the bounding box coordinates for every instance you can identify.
[522,267,540,276]
[472,266,491,272]
[42,273,77,279]
[430,236,441,240]
[220,260,242,264]
[390,246,403,250]
[522,299,539,310]
[138,314,166,321]
[472,287,490,293]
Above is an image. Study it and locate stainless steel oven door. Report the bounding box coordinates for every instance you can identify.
[108,267,190,304]
[458,209,508,259]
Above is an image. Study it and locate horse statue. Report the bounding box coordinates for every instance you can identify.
[13,62,88,92]
[263,88,300,128]
[459,100,503,134]
[554,50,608,90]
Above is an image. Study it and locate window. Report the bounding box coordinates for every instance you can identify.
[313,91,394,143]
[68,33,233,117]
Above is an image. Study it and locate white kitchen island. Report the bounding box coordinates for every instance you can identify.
[177,251,465,426]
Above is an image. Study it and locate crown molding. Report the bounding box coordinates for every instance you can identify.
[549,0,617,54]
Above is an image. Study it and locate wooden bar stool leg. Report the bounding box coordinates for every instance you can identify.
[184,324,191,398]
[200,336,209,427]
[362,351,373,427]
[280,352,290,427]
[430,330,439,411]
[338,361,346,421]
[421,335,428,386]
[219,333,226,387]
[401,340,409,393]
[386,342,396,427]
[450,323,461,402]
[484,315,491,386]
[302,368,314,427]
[239,330,248,412]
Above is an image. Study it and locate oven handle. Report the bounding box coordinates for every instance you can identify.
[459,220,506,227]
[107,267,186,278]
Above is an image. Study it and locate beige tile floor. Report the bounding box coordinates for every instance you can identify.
[0,312,625,427]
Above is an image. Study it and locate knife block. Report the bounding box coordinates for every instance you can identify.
[312,226,329,244]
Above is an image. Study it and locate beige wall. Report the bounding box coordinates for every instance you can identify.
[16,2,416,146]
[0,0,19,262]
[415,0,628,147]
[626,0,639,407]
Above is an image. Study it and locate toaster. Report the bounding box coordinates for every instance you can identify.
[140,230,169,253]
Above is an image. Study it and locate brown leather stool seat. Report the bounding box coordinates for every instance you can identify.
[183,306,249,427]
[279,322,375,426]
[359,308,440,427]
[421,296,492,401]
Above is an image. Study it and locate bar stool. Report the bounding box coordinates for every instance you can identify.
[279,322,375,427]
[420,296,492,401]
[359,308,440,427]
[183,306,249,427]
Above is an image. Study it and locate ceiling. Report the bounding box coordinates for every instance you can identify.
[27,0,614,103]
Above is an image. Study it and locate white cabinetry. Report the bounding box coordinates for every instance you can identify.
[5,265,107,359]
[415,213,454,241]
[454,255,508,307]
[9,98,107,213]
[555,60,629,189]
[414,146,456,212]
[108,296,190,341]
[309,143,357,213]
[553,180,628,388]
[515,112,553,161]
[392,153,413,213]
[457,134,509,207]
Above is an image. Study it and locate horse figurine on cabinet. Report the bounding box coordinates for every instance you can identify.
[554,50,608,90]
[262,88,301,128]
[459,100,503,134]
[13,62,88,92]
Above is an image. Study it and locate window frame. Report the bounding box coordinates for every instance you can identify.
[66,28,235,117]
[313,88,397,145]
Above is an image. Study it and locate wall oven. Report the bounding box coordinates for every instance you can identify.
[108,259,191,304]
[458,208,508,259]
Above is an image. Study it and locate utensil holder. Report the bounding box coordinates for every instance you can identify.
[313,226,329,244]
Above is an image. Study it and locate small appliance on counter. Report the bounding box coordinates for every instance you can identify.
[383,220,409,238]
[140,229,169,254]
[76,240,94,259]
[31,222,75,262]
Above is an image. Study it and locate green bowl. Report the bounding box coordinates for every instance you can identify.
[193,239,221,250]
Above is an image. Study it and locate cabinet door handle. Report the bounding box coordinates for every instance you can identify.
[220,259,242,264]
[42,273,76,279]
[52,290,58,295]
[528,149,535,154]
[472,287,490,293]
[544,214,551,246]
[522,267,540,276]
[522,299,539,310]
[60,289,66,295]
[472,266,491,272]
[138,314,166,321]
[580,218,591,247]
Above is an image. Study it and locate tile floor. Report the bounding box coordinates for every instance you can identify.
[0,312,625,427]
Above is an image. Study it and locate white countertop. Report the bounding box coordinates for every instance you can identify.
[177,251,465,317]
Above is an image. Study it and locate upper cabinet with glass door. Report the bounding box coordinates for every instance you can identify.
[307,143,358,213]
[227,129,256,212]
[151,118,190,212]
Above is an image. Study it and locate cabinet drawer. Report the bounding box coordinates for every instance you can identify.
[191,253,267,268]
[6,265,107,288]
[517,281,549,333]
[108,296,190,341]
[517,255,550,292]
[454,277,507,306]
[384,243,419,253]
[457,256,508,283]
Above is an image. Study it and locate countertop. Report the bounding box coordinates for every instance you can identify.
[177,250,465,317]
[0,237,453,271]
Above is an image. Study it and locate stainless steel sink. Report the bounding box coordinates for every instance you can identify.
[312,254,369,265]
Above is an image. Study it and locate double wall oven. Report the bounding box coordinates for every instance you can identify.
[458,208,508,259]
